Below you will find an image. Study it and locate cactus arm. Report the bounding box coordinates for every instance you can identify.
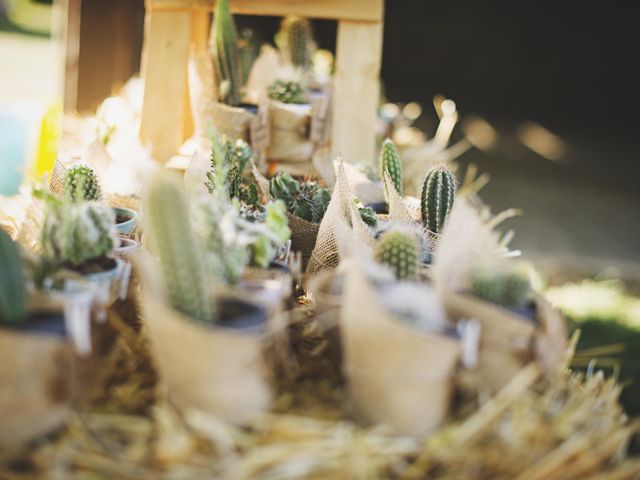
[420,165,456,234]
[380,138,403,201]
[211,0,243,106]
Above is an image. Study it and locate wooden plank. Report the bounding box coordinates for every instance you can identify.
[182,9,211,139]
[331,20,383,164]
[148,0,383,23]
[139,10,191,162]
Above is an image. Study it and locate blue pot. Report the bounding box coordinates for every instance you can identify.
[114,207,138,234]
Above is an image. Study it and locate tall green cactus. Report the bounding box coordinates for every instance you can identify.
[64,165,102,202]
[380,138,403,201]
[470,261,533,309]
[145,172,215,324]
[420,164,456,234]
[0,229,27,324]
[286,17,313,70]
[211,0,243,106]
[374,229,420,281]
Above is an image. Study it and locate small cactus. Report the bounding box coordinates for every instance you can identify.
[267,79,307,104]
[420,164,456,234]
[64,165,102,202]
[470,261,533,309]
[145,172,215,323]
[0,229,27,324]
[285,17,313,70]
[379,138,403,201]
[41,201,117,268]
[374,229,420,281]
[210,0,243,106]
[206,136,254,198]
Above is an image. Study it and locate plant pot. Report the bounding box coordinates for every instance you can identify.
[0,311,75,450]
[141,285,272,425]
[286,212,320,272]
[114,236,139,259]
[65,257,125,318]
[114,207,138,234]
[341,265,460,435]
[208,101,257,142]
[240,265,292,313]
[266,101,314,163]
[441,291,566,394]
[366,202,388,215]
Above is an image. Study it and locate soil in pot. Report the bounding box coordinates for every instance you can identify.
[115,211,132,224]
[214,298,266,333]
[63,256,118,276]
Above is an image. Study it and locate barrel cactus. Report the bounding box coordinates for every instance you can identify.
[380,138,403,201]
[267,79,307,104]
[285,16,313,70]
[420,164,456,235]
[210,0,242,106]
[0,229,27,324]
[145,172,215,324]
[41,201,117,268]
[374,229,420,281]
[470,261,533,309]
[64,165,102,202]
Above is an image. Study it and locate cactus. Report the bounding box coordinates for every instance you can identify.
[145,172,215,323]
[206,136,254,198]
[420,164,456,234]
[64,165,102,202]
[41,201,117,268]
[210,0,243,106]
[239,27,261,85]
[380,138,403,201]
[0,229,27,324]
[269,173,330,223]
[470,261,533,309]
[267,79,307,104]
[285,17,313,70]
[374,229,420,281]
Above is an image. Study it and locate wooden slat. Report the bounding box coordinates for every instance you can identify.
[331,20,383,164]
[140,10,192,162]
[182,9,211,139]
[148,0,383,23]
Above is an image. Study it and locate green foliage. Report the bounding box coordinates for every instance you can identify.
[239,27,261,84]
[206,136,254,199]
[379,138,403,201]
[40,200,117,268]
[354,198,377,228]
[0,229,27,324]
[210,0,243,106]
[267,79,307,104]
[374,229,420,281]
[145,172,215,323]
[269,173,330,223]
[285,16,313,70]
[420,164,456,234]
[64,165,102,202]
[470,261,533,309]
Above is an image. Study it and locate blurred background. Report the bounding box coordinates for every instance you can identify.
[1,0,639,411]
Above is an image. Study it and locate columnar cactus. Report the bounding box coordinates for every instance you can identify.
[379,138,403,201]
[211,0,243,106]
[64,165,102,202]
[267,79,307,104]
[286,17,313,70]
[420,164,456,234]
[470,262,533,309]
[0,229,27,324]
[374,229,420,281]
[145,172,215,323]
[41,201,117,267]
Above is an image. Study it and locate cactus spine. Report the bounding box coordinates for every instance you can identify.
[146,172,215,324]
[286,17,313,70]
[421,164,456,234]
[267,79,307,104]
[375,230,420,281]
[64,165,102,202]
[211,0,243,106]
[470,262,533,309]
[380,138,403,201]
[0,229,27,324]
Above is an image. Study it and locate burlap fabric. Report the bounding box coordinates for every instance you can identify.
[303,159,374,288]
[138,257,273,425]
[0,322,74,449]
[184,150,210,195]
[187,46,218,139]
[266,101,314,163]
[341,262,460,435]
[442,291,567,395]
[208,102,256,142]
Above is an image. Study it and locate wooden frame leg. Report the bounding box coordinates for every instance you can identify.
[139,10,191,163]
[331,20,384,164]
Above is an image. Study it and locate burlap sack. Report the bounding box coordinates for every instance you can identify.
[138,259,273,425]
[341,263,460,435]
[208,102,256,142]
[266,101,314,163]
[286,212,320,272]
[0,320,74,449]
[442,291,566,394]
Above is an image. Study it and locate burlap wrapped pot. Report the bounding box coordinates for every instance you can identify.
[266,101,314,163]
[208,102,256,142]
[286,212,320,272]
[442,291,566,394]
[341,264,460,435]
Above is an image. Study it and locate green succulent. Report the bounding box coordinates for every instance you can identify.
[374,229,420,281]
[205,135,254,199]
[379,138,403,201]
[285,16,313,70]
[420,164,456,235]
[470,261,533,309]
[64,165,102,202]
[0,229,27,325]
[269,173,330,223]
[267,79,307,104]
[210,0,243,106]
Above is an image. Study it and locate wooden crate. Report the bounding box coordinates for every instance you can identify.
[139,0,384,164]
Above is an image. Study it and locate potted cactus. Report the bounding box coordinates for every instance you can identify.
[140,171,273,424]
[376,138,403,214]
[420,163,456,237]
[0,229,75,450]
